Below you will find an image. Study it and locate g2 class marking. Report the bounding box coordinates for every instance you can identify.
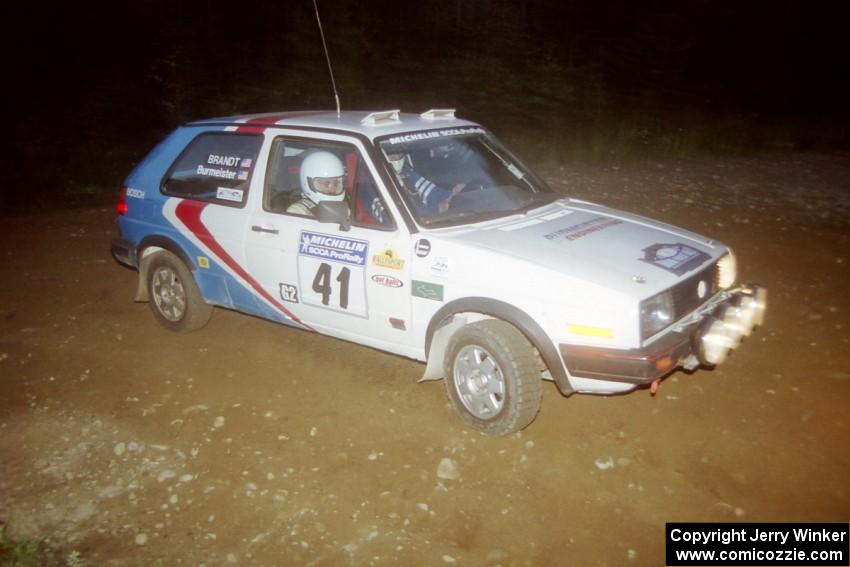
[279,283,299,303]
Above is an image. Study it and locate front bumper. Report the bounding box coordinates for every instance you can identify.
[559,284,767,386]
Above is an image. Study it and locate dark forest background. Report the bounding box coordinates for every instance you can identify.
[4,0,849,206]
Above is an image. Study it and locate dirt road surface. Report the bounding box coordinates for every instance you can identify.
[1,153,848,566]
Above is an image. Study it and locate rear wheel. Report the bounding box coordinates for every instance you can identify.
[443,319,542,436]
[146,251,212,333]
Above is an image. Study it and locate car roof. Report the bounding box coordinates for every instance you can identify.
[185,110,481,141]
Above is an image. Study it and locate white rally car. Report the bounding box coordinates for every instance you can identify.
[112,109,766,436]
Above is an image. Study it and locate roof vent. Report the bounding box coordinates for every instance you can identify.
[420,109,456,120]
[361,110,401,126]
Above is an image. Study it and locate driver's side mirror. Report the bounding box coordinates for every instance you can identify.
[315,200,351,232]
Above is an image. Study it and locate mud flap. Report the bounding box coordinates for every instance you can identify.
[418,316,468,382]
[134,254,152,302]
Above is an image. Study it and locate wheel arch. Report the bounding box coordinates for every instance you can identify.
[423,297,574,395]
[133,235,196,302]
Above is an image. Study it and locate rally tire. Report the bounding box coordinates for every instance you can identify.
[146,251,213,333]
[443,319,542,436]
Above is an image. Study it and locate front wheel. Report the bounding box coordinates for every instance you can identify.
[443,319,542,436]
[146,251,213,333]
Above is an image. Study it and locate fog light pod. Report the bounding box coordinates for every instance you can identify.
[698,317,737,366]
[719,303,751,341]
[733,296,757,336]
[749,285,767,327]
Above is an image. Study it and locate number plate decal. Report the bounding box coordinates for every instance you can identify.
[297,231,369,317]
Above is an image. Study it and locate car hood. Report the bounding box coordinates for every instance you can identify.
[442,199,724,297]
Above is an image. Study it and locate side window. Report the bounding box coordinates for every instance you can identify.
[264,138,395,229]
[162,133,262,207]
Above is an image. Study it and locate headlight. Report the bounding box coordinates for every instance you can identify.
[640,291,675,340]
[717,251,737,289]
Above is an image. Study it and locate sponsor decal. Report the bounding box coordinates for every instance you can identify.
[414,238,431,258]
[641,243,711,275]
[197,164,238,180]
[126,188,145,199]
[372,248,405,271]
[216,187,244,202]
[279,283,299,303]
[299,231,369,266]
[430,256,449,275]
[544,216,622,241]
[197,256,210,269]
[385,127,485,146]
[411,280,444,301]
[371,274,403,288]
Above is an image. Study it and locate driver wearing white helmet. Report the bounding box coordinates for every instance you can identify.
[287,151,346,216]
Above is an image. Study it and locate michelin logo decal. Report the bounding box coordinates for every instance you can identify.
[299,231,369,266]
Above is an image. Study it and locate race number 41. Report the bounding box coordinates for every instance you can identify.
[297,231,368,317]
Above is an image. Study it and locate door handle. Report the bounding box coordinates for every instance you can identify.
[251,225,279,235]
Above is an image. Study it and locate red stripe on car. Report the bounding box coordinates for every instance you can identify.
[174,200,310,329]
[234,112,333,133]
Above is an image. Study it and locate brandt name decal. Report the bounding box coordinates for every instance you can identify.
[641,243,711,275]
[299,231,369,266]
[206,154,243,167]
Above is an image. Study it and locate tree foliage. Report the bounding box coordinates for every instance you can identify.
[3,0,848,204]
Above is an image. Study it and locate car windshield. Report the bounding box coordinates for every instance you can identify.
[377,129,557,227]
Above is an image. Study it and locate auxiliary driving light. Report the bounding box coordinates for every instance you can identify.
[717,306,745,347]
[699,317,737,366]
[732,296,757,337]
[749,285,767,327]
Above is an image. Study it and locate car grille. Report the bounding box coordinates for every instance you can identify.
[670,262,720,322]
